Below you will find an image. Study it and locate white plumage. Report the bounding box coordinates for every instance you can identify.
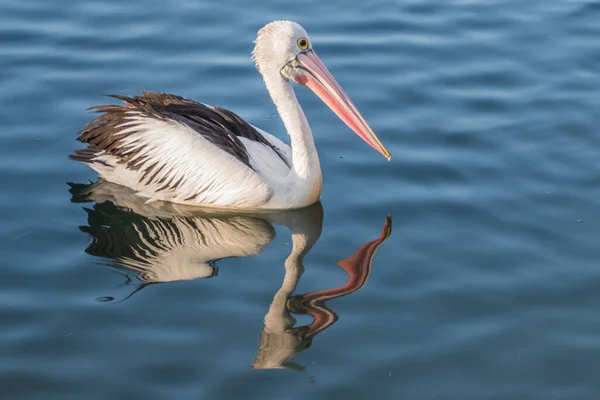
[72,21,390,210]
[91,117,276,208]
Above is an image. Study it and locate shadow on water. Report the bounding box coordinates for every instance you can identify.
[68,180,392,371]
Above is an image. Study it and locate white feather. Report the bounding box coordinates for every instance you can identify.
[89,117,274,208]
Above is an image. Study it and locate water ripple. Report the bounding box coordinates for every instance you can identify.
[2,0,600,398]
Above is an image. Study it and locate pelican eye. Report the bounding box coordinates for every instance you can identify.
[297,38,309,50]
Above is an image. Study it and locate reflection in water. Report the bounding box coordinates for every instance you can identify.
[69,180,392,370]
[254,214,392,370]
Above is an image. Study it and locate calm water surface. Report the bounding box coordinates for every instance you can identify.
[2,0,600,398]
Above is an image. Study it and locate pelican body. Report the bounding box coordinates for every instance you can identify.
[71,21,391,210]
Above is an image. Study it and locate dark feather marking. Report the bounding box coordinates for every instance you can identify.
[71,92,288,192]
[146,163,167,185]
[141,161,159,182]
[69,146,110,166]
[184,193,198,201]
[172,175,185,190]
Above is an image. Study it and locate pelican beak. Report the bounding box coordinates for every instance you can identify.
[283,50,391,160]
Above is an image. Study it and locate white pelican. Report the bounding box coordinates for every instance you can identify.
[71,20,391,210]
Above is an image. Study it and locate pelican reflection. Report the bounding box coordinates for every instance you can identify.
[69,180,392,370]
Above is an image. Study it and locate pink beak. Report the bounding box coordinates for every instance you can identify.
[285,50,391,160]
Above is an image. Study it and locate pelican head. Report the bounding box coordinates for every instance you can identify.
[252,20,392,160]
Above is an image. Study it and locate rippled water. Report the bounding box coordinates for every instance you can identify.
[2,0,600,398]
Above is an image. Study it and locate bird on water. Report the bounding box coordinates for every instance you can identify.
[71,20,391,210]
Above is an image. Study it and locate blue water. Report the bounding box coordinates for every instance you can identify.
[2,0,600,398]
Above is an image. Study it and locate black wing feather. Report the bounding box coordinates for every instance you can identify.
[71,92,287,171]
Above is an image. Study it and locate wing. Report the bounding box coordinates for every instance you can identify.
[71,92,289,208]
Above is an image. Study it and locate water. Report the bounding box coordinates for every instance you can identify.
[1,0,600,398]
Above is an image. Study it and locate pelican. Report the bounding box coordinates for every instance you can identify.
[71,20,391,210]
